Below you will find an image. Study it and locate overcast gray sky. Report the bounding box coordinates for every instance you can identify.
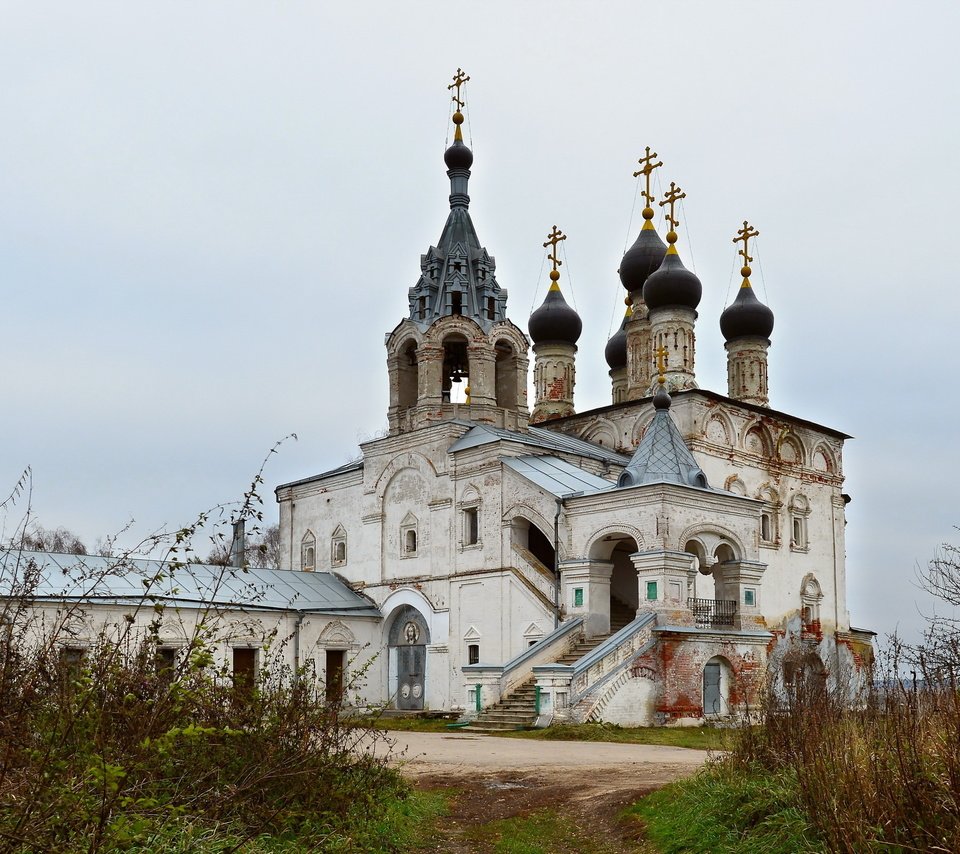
[1,0,957,644]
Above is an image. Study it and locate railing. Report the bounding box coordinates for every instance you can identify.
[687,598,736,628]
[532,612,657,724]
[510,543,558,612]
[462,617,584,714]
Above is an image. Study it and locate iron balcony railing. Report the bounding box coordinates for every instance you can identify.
[687,598,736,629]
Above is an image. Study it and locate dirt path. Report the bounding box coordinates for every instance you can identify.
[381,732,710,853]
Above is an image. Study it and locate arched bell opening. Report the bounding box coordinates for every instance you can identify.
[397,339,419,411]
[442,334,470,404]
[495,339,519,409]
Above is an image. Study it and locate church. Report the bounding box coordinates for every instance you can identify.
[272,72,874,727]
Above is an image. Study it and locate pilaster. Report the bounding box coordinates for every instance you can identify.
[631,550,698,626]
[715,560,767,630]
[560,559,613,637]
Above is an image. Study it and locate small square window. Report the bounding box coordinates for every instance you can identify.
[574,588,584,608]
[467,643,479,665]
[646,581,658,601]
[744,588,756,607]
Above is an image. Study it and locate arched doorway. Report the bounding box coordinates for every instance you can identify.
[387,605,431,710]
[588,533,640,628]
[511,516,556,572]
[684,539,713,600]
[703,656,732,716]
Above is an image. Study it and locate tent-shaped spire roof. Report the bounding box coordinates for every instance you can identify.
[618,384,709,489]
[407,72,507,332]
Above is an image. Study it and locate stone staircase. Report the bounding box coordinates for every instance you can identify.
[464,598,636,732]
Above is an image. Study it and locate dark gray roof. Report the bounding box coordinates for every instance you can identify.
[406,143,507,332]
[448,422,630,466]
[0,550,381,617]
[618,399,709,489]
[503,455,616,497]
[275,459,363,493]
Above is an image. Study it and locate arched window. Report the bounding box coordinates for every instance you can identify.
[789,494,811,552]
[301,531,316,572]
[331,525,347,567]
[400,512,419,558]
[757,486,781,547]
[800,574,823,632]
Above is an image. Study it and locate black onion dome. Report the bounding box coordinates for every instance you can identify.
[619,226,667,293]
[444,139,474,170]
[643,250,702,311]
[653,382,671,410]
[720,284,774,341]
[529,287,583,345]
[604,315,628,369]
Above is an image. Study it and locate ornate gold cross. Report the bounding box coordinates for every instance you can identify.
[633,147,663,208]
[733,220,760,266]
[543,225,567,273]
[655,344,669,380]
[448,68,470,111]
[659,182,686,231]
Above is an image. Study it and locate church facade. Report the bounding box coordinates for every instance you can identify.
[274,80,873,726]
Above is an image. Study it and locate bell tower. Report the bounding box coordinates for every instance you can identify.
[385,71,530,435]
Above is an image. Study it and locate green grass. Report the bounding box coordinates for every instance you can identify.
[465,807,630,854]
[121,787,450,853]
[362,715,461,733]
[503,722,732,751]
[627,759,824,854]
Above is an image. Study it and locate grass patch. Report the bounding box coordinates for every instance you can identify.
[119,787,450,853]
[627,759,824,854]
[503,722,731,751]
[466,807,629,854]
[361,715,460,733]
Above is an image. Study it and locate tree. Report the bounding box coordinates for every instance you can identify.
[12,524,87,555]
[205,523,282,568]
[913,537,960,676]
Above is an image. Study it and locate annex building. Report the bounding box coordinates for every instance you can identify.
[273,75,874,727]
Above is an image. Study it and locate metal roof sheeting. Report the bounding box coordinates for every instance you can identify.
[503,455,616,497]
[0,550,381,616]
[448,423,629,465]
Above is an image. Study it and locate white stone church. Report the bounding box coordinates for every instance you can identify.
[272,85,874,727]
[4,79,872,727]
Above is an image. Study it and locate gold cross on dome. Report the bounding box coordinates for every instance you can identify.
[448,68,470,110]
[633,147,663,207]
[655,344,669,380]
[543,225,567,272]
[659,182,686,231]
[733,220,760,266]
